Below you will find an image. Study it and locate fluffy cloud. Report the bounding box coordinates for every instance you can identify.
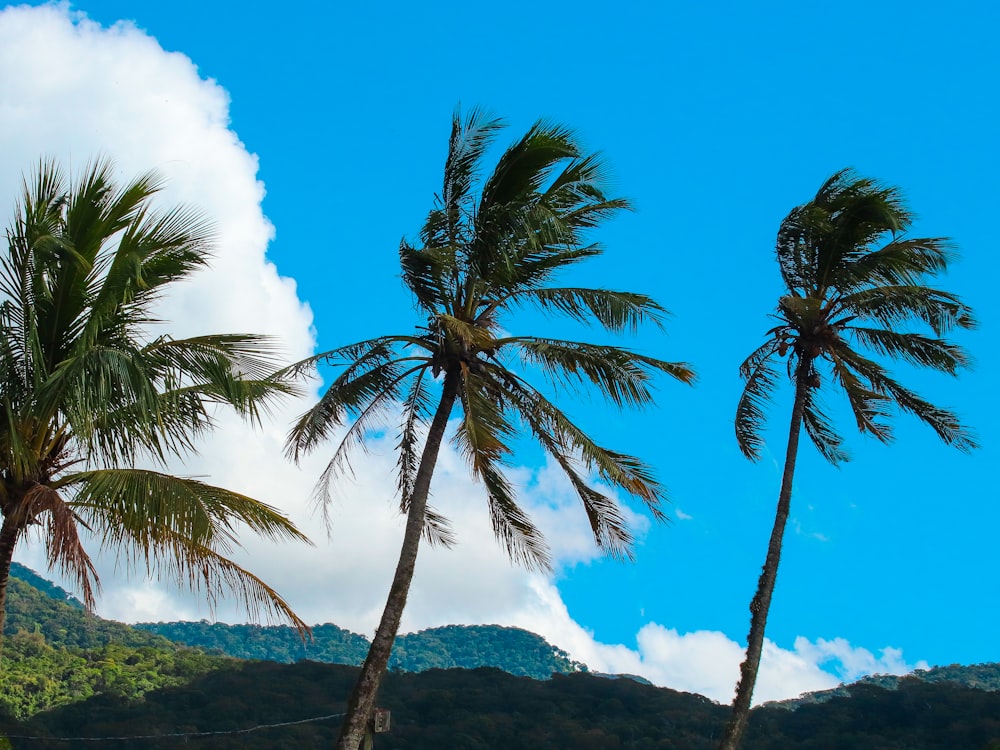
[0,3,922,706]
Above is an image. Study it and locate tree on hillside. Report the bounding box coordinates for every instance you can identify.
[0,158,310,654]
[719,169,976,750]
[284,108,694,750]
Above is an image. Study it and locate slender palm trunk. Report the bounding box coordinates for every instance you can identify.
[0,513,21,664]
[719,367,810,750]
[335,372,460,750]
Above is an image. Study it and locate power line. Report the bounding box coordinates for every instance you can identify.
[3,711,345,742]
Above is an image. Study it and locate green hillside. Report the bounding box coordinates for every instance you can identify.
[135,621,584,680]
[3,661,1000,749]
[3,565,1000,748]
[0,574,228,720]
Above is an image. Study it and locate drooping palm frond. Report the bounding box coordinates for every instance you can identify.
[832,346,975,450]
[735,339,783,461]
[58,469,309,632]
[801,384,849,465]
[504,337,693,408]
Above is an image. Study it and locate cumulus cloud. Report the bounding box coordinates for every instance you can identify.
[0,3,924,706]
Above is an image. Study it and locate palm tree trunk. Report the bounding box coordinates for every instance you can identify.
[0,513,21,665]
[335,371,460,750]
[719,367,810,750]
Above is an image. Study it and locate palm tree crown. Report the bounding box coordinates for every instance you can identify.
[0,158,308,636]
[736,168,976,464]
[286,108,694,749]
[720,169,975,750]
[289,109,693,566]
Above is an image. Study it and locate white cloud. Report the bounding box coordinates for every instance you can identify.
[0,3,925,707]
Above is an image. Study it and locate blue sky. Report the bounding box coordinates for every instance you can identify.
[0,1,997,703]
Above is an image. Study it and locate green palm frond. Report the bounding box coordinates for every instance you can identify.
[827,349,895,442]
[505,337,693,408]
[842,237,953,289]
[287,355,428,462]
[478,120,579,211]
[497,372,660,559]
[801,385,849,464]
[833,347,976,450]
[452,371,549,568]
[62,469,309,549]
[509,287,667,332]
[400,240,453,314]
[308,362,429,514]
[838,285,975,335]
[496,369,665,510]
[848,327,971,373]
[396,369,431,509]
[735,340,783,461]
[59,468,309,633]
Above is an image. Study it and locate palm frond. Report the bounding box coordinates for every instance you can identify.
[735,340,783,461]
[505,337,693,408]
[496,367,665,509]
[57,468,308,632]
[452,371,550,568]
[848,327,971,373]
[509,287,668,332]
[838,285,976,335]
[306,361,428,516]
[834,347,977,451]
[801,386,849,465]
[19,483,99,609]
[827,349,895,442]
[478,120,579,211]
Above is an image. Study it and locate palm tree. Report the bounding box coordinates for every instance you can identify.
[0,158,311,653]
[719,169,976,750]
[284,108,694,750]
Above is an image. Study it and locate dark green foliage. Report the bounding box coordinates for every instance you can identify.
[392,625,584,678]
[2,663,999,749]
[779,662,1000,708]
[747,678,1000,749]
[135,621,371,664]
[134,621,584,679]
[8,564,83,609]
[0,569,227,719]
[4,577,169,651]
[4,567,1000,747]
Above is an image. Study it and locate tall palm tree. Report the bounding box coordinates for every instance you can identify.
[719,169,976,750]
[0,158,310,651]
[284,108,694,750]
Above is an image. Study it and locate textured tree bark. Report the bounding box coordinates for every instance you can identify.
[0,510,22,665]
[335,372,460,750]
[719,367,810,750]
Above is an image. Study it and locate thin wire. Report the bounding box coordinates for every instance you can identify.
[3,712,345,742]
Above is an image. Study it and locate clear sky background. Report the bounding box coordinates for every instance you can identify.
[0,1,996,705]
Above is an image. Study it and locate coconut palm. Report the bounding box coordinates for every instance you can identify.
[0,158,310,652]
[719,169,976,750]
[284,108,694,750]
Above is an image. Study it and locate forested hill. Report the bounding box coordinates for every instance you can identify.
[8,565,582,679]
[4,567,1000,747]
[134,621,585,679]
